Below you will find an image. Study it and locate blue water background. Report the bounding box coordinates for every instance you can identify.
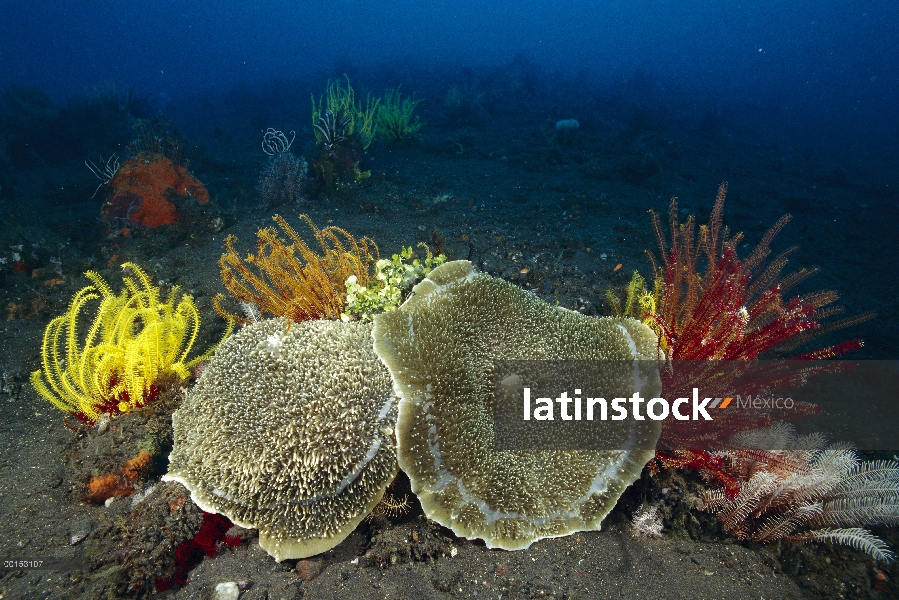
[2,0,896,169]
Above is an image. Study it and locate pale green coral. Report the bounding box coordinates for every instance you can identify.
[343,245,445,321]
[377,87,423,142]
[372,260,661,550]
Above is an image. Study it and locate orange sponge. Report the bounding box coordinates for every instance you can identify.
[123,450,152,480]
[82,450,154,503]
[83,473,132,503]
[100,156,208,228]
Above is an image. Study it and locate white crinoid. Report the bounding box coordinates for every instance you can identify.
[631,503,664,538]
[240,301,261,324]
[703,423,899,561]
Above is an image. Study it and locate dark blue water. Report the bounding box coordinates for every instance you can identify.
[2,0,896,166]
[0,0,897,357]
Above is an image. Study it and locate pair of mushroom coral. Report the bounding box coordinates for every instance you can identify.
[164,260,661,560]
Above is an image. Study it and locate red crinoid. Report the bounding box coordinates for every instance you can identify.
[642,183,872,488]
[645,183,868,362]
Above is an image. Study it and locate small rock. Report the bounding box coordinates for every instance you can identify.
[68,519,92,545]
[495,563,509,577]
[295,558,324,582]
[555,119,580,131]
[130,484,157,507]
[96,414,110,434]
[214,581,240,600]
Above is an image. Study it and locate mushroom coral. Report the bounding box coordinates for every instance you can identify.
[163,318,397,560]
[372,260,662,550]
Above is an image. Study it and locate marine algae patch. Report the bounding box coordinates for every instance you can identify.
[372,260,661,550]
[164,318,397,561]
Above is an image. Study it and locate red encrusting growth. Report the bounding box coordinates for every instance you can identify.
[100,156,208,228]
[156,512,241,591]
[71,384,160,425]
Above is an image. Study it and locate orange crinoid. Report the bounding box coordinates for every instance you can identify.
[100,156,209,228]
[213,214,378,324]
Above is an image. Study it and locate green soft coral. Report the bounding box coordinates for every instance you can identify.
[343,246,445,321]
[377,87,423,142]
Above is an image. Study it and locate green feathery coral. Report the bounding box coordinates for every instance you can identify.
[377,87,423,142]
[30,263,232,421]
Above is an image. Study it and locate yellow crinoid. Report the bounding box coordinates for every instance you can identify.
[606,270,665,348]
[30,263,232,422]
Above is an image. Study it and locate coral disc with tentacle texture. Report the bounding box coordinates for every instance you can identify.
[372,260,661,550]
[164,318,397,561]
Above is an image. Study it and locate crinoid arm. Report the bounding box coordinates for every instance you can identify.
[30,286,103,419]
[790,528,894,562]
